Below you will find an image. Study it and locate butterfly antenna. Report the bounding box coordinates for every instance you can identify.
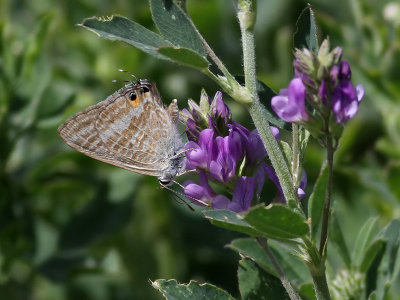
[171,147,196,160]
[159,184,193,210]
[118,69,138,82]
[112,79,131,84]
[177,169,198,177]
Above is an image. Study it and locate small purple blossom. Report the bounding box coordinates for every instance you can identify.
[271,78,309,123]
[182,91,291,213]
[183,172,215,206]
[330,61,364,123]
[273,40,365,135]
[211,91,231,123]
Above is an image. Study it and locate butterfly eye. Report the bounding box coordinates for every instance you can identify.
[158,177,172,186]
[128,92,137,101]
[142,86,150,93]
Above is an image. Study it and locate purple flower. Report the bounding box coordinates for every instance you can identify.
[265,165,308,202]
[297,170,307,200]
[271,78,309,122]
[182,91,286,213]
[213,175,258,212]
[279,42,365,131]
[329,60,364,123]
[245,130,267,169]
[185,129,216,170]
[211,91,231,122]
[183,172,215,206]
[332,82,364,123]
[209,135,239,182]
[186,118,201,142]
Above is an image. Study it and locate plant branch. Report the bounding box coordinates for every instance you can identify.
[302,238,331,300]
[319,133,334,255]
[292,123,300,192]
[238,0,297,203]
[256,238,301,300]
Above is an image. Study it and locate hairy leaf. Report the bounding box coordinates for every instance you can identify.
[152,279,235,300]
[244,205,308,241]
[203,209,262,237]
[80,15,172,60]
[150,0,206,56]
[238,258,290,300]
[157,46,208,69]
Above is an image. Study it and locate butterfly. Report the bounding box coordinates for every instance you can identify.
[58,78,186,186]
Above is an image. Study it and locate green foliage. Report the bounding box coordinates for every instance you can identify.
[80,16,173,60]
[308,165,328,241]
[149,0,206,57]
[243,205,308,240]
[1,0,400,299]
[293,4,318,52]
[229,238,311,284]
[238,258,290,299]
[152,279,235,300]
[157,47,208,69]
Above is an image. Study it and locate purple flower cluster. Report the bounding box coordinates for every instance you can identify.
[271,39,364,131]
[330,61,364,123]
[181,91,281,212]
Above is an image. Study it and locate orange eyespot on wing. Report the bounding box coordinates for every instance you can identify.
[126,87,151,108]
[126,91,141,108]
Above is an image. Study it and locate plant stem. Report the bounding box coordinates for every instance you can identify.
[319,134,334,255]
[238,0,297,203]
[302,238,331,300]
[256,238,301,300]
[312,271,331,300]
[292,123,300,190]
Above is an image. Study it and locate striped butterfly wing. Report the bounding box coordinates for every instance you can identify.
[58,81,174,176]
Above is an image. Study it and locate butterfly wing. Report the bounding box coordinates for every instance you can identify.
[58,82,174,176]
[95,82,176,172]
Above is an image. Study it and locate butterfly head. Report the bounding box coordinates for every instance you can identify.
[121,80,154,108]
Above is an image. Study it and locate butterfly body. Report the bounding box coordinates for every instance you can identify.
[58,79,185,185]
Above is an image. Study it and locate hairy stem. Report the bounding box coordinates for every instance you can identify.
[256,238,301,300]
[238,0,297,203]
[319,134,334,255]
[292,124,300,191]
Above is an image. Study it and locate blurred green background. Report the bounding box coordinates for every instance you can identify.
[1,0,399,299]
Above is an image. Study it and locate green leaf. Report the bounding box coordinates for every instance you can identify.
[152,279,235,300]
[229,238,311,284]
[308,165,328,241]
[238,258,290,300]
[368,291,377,300]
[353,217,379,266]
[279,140,292,172]
[80,15,172,60]
[330,212,352,267]
[365,220,400,300]
[150,0,206,56]
[157,46,208,69]
[381,219,400,278]
[203,209,262,237]
[360,239,386,273]
[365,241,387,298]
[299,283,316,300]
[293,4,318,52]
[244,205,308,241]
